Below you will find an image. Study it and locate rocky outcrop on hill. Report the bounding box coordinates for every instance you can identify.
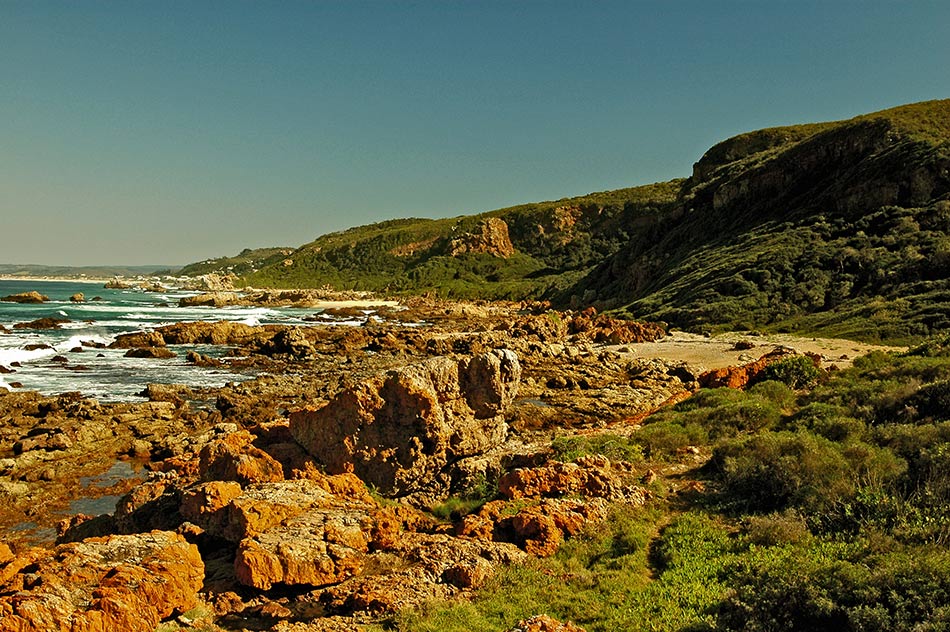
[448,217,516,258]
[0,291,48,303]
[0,531,203,632]
[291,349,521,497]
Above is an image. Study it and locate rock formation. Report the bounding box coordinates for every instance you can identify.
[448,217,516,258]
[291,349,521,496]
[0,291,48,303]
[0,531,203,632]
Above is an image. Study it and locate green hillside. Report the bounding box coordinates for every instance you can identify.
[573,99,950,343]
[177,247,295,277]
[177,99,950,343]
[237,181,682,299]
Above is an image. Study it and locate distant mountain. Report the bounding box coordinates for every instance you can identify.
[178,99,949,343]
[0,263,171,278]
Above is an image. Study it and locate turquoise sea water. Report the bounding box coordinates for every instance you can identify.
[0,279,344,400]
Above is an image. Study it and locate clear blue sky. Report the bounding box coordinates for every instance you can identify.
[2,1,948,266]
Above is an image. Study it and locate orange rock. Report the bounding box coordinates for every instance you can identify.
[0,531,203,632]
[180,480,243,534]
[234,509,369,590]
[507,614,587,632]
[199,430,285,484]
[698,348,802,389]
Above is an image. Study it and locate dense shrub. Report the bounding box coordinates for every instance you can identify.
[759,355,822,389]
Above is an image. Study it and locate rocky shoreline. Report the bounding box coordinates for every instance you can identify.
[0,297,855,631]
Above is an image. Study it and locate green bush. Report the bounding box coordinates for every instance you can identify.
[551,433,644,463]
[712,431,855,515]
[759,355,822,389]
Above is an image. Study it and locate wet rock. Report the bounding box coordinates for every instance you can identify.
[0,366,13,374]
[0,291,48,303]
[125,347,177,359]
[0,531,204,632]
[178,291,241,307]
[290,349,521,497]
[70,292,85,302]
[12,317,70,329]
[111,330,167,348]
[104,278,132,289]
[260,326,315,358]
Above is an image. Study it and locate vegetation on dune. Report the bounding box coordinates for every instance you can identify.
[381,334,950,631]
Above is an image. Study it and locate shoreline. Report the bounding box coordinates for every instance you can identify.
[0,276,113,284]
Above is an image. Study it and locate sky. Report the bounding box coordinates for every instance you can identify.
[1,1,948,267]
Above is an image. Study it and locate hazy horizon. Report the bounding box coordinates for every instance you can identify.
[3,1,948,266]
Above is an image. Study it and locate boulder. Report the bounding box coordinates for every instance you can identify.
[198,430,285,485]
[12,317,70,329]
[140,382,195,404]
[70,292,85,302]
[506,615,588,632]
[259,326,315,358]
[290,349,521,496]
[0,290,48,303]
[178,291,241,307]
[110,330,166,348]
[104,278,132,289]
[234,507,370,590]
[0,531,204,632]
[125,347,177,359]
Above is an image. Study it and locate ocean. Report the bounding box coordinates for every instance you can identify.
[0,279,344,400]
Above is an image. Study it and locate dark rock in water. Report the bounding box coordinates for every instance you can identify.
[23,344,52,351]
[66,364,90,371]
[91,295,103,301]
[51,355,69,364]
[125,347,177,359]
[9,381,23,388]
[13,317,71,330]
[0,324,8,333]
[10,361,22,367]
[0,365,13,374]
[69,292,85,302]
[0,290,48,303]
[259,327,314,358]
[82,340,106,349]
[96,353,105,358]
[70,346,83,353]
[186,350,221,367]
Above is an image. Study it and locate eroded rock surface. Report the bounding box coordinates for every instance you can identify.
[0,531,203,632]
[291,349,521,497]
